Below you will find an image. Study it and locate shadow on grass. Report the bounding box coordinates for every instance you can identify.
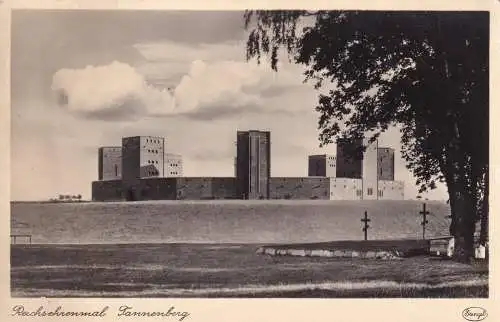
[230,285,489,298]
[11,244,489,299]
[13,285,487,298]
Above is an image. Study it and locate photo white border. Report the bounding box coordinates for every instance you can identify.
[1,1,498,321]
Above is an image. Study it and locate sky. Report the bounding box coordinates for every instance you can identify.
[10,9,448,201]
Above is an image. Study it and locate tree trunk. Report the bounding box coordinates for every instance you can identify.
[479,169,488,246]
[447,181,456,236]
[449,185,476,263]
[444,145,476,264]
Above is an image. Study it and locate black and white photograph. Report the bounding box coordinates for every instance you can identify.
[8,6,490,300]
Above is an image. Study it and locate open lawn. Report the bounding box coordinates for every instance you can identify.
[11,243,487,298]
[11,200,450,244]
[11,200,483,298]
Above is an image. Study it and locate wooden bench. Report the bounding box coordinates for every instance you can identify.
[10,234,32,245]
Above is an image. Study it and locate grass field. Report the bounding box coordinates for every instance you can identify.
[11,200,485,298]
[11,200,451,244]
[11,243,488,298]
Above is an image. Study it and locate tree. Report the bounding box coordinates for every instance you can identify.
[77,194,82,202]
[244,10,488,263]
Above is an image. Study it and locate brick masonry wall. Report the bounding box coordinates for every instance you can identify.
[175,177,237,200]
[269,177,331,200]
[92,180,123,201]
[210,177,238,199]
[91,177,237,201]
[137,178,177,200]
[176,177,214,200]
[91,177,403,201]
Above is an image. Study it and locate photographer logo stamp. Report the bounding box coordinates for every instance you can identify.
[462,307,488,321]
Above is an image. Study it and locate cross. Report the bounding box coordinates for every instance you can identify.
[361,211,371,241]
[420,203,430,239]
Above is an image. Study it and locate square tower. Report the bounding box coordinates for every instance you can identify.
[236,130,271,199]
[336,138,363,178]
[377,147,395,181]
[308,154,336,177]
[122,136,165,200]
[165,153,183,177]
[98,146,122,181]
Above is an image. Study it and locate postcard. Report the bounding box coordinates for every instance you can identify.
[1,1,498,321]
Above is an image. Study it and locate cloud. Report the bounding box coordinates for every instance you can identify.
[173,60,262,111]
[133,40,245,88]
[77,97,148,121]
[51,61,175,120]
[50,53,310,122]
[134,39,312,103]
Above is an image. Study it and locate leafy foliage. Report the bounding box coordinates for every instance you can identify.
[244,10,489,262]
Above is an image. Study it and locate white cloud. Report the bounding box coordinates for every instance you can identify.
[134,39,309,87]
[51,61,175,119]
[173,60,263,111]
[52,61,144,112]
[133,40,245,87]
[50,48,311,121]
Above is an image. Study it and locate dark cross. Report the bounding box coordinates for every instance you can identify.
[361,211,371,241]
[420,203,430,239]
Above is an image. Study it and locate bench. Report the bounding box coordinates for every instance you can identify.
[10,234,32,245]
